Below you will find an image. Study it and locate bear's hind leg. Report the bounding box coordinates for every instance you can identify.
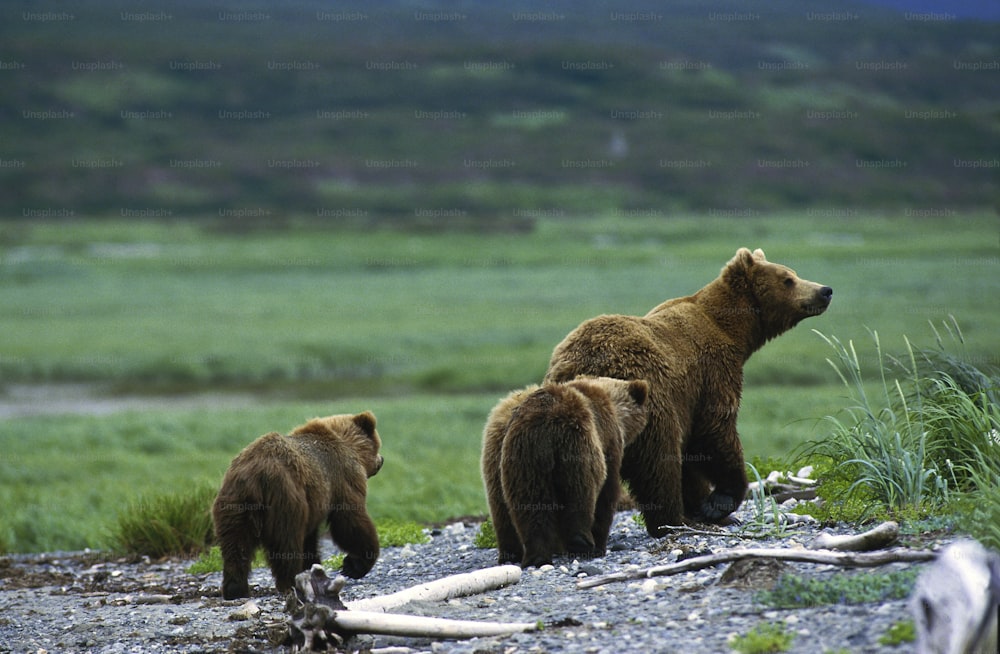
[219,538,254,600]
[489,498,524,565]
[507,492,563,568]
[214,496,257,599]
[623,429,684,537]
[265,524,307,594]
[587,471,622,557]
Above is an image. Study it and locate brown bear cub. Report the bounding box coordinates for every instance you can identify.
[482,377,649,568]
[546,248,832,533]
[212,411,383,599]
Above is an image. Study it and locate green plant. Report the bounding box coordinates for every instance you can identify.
[953,448,1000,550]
[323,553,346,571]
[186,545,268,575]
[112,485,216,558]
[756,569,919,609]
[800,322,999,530]
[738,462,790,537]
[729,622,795,654]
[474,519,498,549]
[879,620,916,646]
[377,519,429,547]
[809,328,947,511]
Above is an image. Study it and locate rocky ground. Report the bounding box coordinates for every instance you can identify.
[0,503,944,654]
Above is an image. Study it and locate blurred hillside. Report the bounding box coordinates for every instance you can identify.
[1,0,997,225]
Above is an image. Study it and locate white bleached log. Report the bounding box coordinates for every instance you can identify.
[347,565,522,612]
[808,520,899,551]
[331,610,537,638]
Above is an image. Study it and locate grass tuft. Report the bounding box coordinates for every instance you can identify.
[112,485,216,559]
[474,519,497,549]
[798,321,998,530]
[378,519,430,547]
[879,620,916,646]
[729,622,795,654]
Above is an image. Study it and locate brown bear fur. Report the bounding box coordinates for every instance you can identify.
[545,248,832,533]
[212,411,383,599]
[482,376,649,567]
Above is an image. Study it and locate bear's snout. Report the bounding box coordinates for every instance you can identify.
[370,455,384,477]
[805,285,833,314]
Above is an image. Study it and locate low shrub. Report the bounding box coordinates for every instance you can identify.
[756,568,919,609]
[799,321,998,528]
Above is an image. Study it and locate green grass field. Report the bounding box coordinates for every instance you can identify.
[1,212,997,552]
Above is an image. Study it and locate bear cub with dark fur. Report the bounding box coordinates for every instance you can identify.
[482,376,649,567]
[212,411,383,599]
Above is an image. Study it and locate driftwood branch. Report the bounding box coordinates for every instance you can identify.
[808,521,899,552]
[347,565,522,612]
[331,610,536,638]
[577,546,936,589]
[287,565,533,650]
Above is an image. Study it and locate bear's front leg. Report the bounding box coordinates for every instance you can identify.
[328,508,380,579]
[688,420,748,524]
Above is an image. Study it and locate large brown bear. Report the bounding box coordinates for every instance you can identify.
[482,376,650,567]
[545,248,832,533]
[212,412,383,599]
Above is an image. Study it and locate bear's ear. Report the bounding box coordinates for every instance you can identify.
[353,411,377,437]
[628,379,649,407]
[728,247,756,272]
[752,248,767,262]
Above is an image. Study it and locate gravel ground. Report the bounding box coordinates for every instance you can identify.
[0,504,941,654]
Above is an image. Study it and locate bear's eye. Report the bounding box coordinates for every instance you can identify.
[783,278,794,288]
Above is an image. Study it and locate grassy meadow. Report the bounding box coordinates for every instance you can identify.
[1,212,998,553]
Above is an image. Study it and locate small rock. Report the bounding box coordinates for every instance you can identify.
[718,559,788,590]
[228,600,260,621]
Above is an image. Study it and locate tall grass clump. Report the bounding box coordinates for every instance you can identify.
[802,319,999,528]
[111,485,216,558]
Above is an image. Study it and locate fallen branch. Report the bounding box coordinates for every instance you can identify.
[808,520,899,552]
[577,546,936,589]
[347,565,522,612]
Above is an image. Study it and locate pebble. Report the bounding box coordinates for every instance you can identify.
[0,504,938,653]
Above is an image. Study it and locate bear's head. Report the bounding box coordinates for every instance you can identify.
[723,247,832,341]
[296,411,384,477]
[572,377,650,445]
